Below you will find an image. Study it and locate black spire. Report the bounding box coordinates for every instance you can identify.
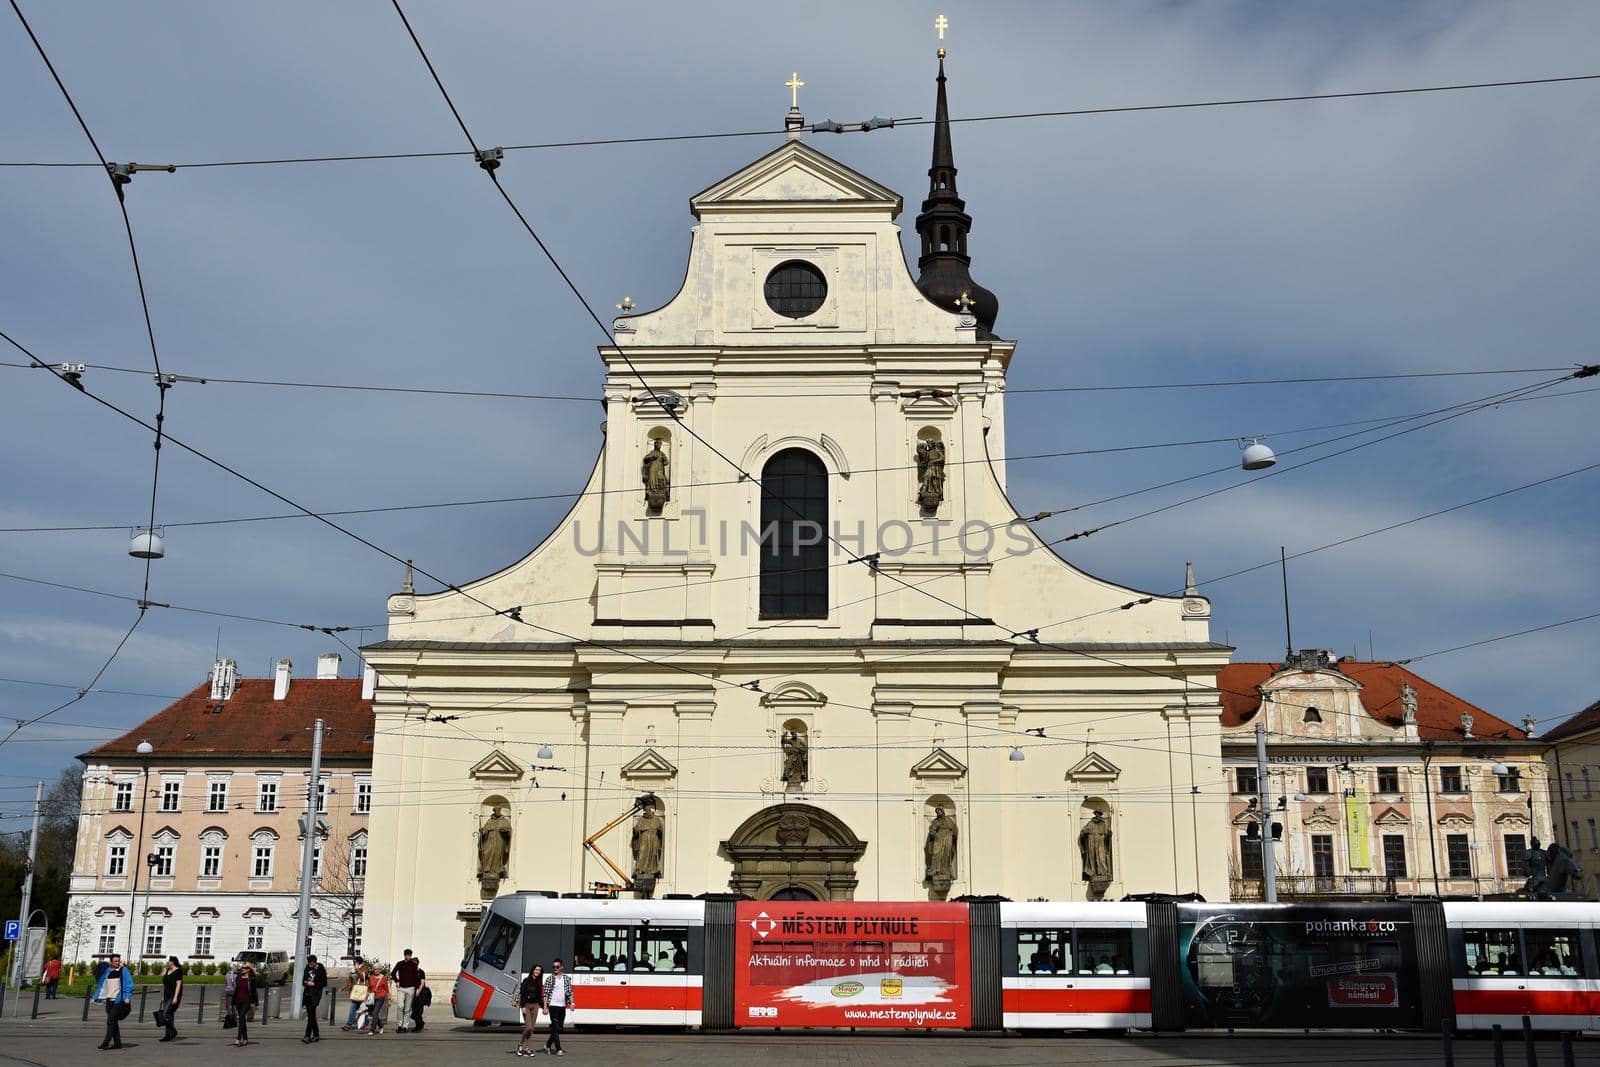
[914,53,999,336]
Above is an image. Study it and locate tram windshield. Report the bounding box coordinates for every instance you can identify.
[473,913,521,970]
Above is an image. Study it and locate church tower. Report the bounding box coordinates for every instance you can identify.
[361,56,1231,968]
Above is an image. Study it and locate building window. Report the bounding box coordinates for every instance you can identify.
[316,778,329,814]
[246,925,264,951]
[252,841,274,879]
[160,779,182,812]
[113,781,134,812]
[762,260,828,319]
[107,841,128,877]
[152,843,175,878]
[1305,767,1329,794]
[1588,819,1598,850]
[1302,706,1322,723]
[758,448,829,619]
[201,843,222,879]
[1567,772,1576,799]
[1497,768,1522,793]
[355,779,372,815]
[1584,768,1592,797]
[208,779,228,812]
[1446,833,1473,878]
[144,924,164,957]
[311,840,323,880]
[1572,820,1582,849]
[258,779,278,812]
[98,925,118,956]
[351,835,368,879]
[1311,834,1335,878]
[1234,767,1259,795]
[1376,766,1401,794]
[1504,833,1528,877]
[349,920,363,959]
[1382,834,1407,877]
[1238,835,1263,880]
[1439,766,1464,793]
[194,925,213,957]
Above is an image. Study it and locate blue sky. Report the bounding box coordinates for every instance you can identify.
[2,1,1598,812]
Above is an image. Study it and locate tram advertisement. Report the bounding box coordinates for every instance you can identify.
[1176,903,1423,1028]
[733,902,971,1028]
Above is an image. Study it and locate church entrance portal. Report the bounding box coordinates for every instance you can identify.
[721,803,866,901]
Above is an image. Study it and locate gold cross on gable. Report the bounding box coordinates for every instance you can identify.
[955,291,975,313]
[785,71,805,109]
[935,14,949,40]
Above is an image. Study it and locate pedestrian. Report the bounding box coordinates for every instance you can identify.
[515,964,544,1057]
[408,967,429,1032]
[43,956,62,999]
[541,958,575,1057]
[301,954,327,1043]
[366,965,390,1036]
[92,951,133,1051]
[158,956,183,1043]
[231,962,259,1048]
[391,949,421,1031]
[339,960,370,1031]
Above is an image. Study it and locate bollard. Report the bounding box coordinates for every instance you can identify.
[0,981,7,1019]
[328,988,337,1025]
[31,981,42,1020]
[82,988,91,1022]
[139,983,150,1023]
[196,983,206,1025]
[1442,1019,1455,1067]
[260,986,269,1026]
[1493,1023,1507,1067]
[1522,1014,1537,1067]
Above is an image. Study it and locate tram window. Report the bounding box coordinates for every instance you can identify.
[1524,929,1584,976]
[635,926,690,972]
[475,914,521,970]
[1076,929,1134,976]
[574,925,633,971]
[1015,928,1071,974]
[1462,928,1523,975]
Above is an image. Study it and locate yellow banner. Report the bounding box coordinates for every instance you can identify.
[1345,790,1370,869]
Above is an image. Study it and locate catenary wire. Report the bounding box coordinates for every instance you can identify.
[0,612,144,752]
[3,73,1596,169]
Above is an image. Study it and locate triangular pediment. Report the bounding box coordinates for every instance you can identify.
[1373,805,1410,826]
[911,747,967,780]
[1065,752,1122,783]
[692,141,902,217]
[621,747,679,782]
[469,748,524,783]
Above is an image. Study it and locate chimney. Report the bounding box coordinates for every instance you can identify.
[209,659,238,701]
[316,652,342,680]
[273,659,293,701]
[361,663,376,701]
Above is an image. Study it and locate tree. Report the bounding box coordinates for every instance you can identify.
[281,835,367,963]
[63,899,92,966]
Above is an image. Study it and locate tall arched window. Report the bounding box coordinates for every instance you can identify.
[759,448,828,619]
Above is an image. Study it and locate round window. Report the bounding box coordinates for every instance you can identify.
[763,260,827,319]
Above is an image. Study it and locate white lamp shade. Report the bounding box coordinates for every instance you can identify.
[1009,747,1025,761]
[136,740,153,756]
[537,744,554,760]
[129,529,165,559]
[1241,440,1277,470]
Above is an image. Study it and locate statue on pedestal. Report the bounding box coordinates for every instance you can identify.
[916,438,946,512]
[477,806,512,894]
[781,729,809,786]
[1078,809,1113,886]
[631,797,664,897]
[642,439,671,513]
[924,806,958,897]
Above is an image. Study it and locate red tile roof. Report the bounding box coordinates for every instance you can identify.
[1217,661,1527,741]
[1542,698,1600,742]
[82,678,374,761]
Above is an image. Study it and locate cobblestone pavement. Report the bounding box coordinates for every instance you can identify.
[0,1011,1593,1067]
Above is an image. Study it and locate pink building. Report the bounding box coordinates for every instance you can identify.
[66,655,374,967]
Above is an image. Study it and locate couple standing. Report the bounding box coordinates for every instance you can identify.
[515,959,575,1056]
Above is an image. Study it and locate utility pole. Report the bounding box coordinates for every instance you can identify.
[1256,723,1277,903]
[290,719,323,1021]
[9,780,43,990]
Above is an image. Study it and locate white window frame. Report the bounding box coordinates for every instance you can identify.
[159,777,182,812]
[315,777,329,814]
[355,777,372,815]
[200,840,223,879]
[311,839,323,880]
[107,839,129,877]
[207,778,229,812]
[112,780,134,813]
[194,924,213,957]
[350,832,368,879]
[252,841,274,879]
[144,923,164,957]
[98,924,118,956]
[246,924,265,951]
[257,777,279,813]
[152,842,175,878]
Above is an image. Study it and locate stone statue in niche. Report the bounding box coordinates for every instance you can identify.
[1078,809,1113,885]
[924,806,958,893]
[631,797,664,895]
[477,805,512,893]
[781,729,809,786]
[642,438,671,513]
[916,437,946,511]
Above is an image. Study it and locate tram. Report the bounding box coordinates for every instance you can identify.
[452,894,1600,1033]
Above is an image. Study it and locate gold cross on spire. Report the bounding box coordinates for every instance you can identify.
[935,14,949,40]
[785,71,805,109]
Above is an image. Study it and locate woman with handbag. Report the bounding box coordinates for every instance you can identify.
[157,957,183,1042]
[366,965,390,1036]
[340,962,370,1032]
[230,962,259,1047]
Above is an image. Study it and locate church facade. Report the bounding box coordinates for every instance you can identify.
[361,60,1232,966]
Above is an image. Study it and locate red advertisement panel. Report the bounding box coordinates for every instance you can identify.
[1328,974,1399,1008]
[734,902,970,1029]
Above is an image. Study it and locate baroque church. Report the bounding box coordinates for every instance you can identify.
[361,56,1232,963]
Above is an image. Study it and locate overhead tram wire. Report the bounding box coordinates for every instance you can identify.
[0,612,143,752]
[11,385,1595,534]
[3,72,1597,170]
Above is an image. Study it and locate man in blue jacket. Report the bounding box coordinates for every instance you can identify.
[93,952,134,1050]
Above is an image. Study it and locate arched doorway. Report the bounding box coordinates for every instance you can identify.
[721,803,866,901]
[769,886,819,901]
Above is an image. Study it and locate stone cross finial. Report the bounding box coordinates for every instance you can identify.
[954,291,975,314]
[616,296,635,313]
